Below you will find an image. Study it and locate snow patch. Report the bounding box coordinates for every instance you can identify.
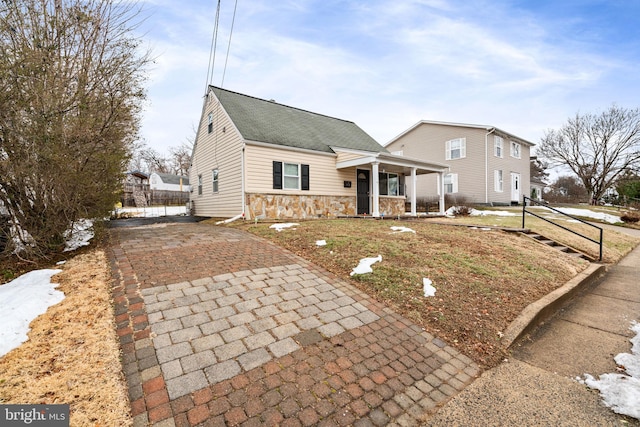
[63,219,94,252]
[445,207,517,217]
[350,255,382,276]
[0,269,64,358]
[579,322,640,420]
[544,207,622,224]
[269,223,299,232]
[390,226,416,234]
[423,278,436,297]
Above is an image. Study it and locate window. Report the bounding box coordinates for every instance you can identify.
[212,169,219,193]
[494,170,503,192]
[445,138,466,160]
[197,174,202,195]
[444,173,458,194]
[272,161,309,190]
[207,113,213,133]
[510,141,521,158]
[494,136,503,158]
[378,172,403,196]
[283,163,299,189]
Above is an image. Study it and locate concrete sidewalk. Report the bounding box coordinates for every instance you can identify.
[108,220,480,426]
[425,225,640,426]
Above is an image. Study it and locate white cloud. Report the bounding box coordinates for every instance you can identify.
[136,0,640,154]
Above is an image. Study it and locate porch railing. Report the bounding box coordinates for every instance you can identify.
[522,196,603,261]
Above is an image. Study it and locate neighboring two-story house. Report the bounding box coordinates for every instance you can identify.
[189,86,450,219]
[385,121,534,206]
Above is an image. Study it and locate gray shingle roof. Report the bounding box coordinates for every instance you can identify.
[156,173,189,186]
[211,86,386,154]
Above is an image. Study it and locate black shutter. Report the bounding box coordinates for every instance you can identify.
[301,164,310,191]
[273,161,282,189]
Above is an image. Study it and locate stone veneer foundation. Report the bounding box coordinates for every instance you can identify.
[246,193,405,219]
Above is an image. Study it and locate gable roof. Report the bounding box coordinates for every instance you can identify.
[386,120,535,147]
[154,173,189,186]
[210,86,386,154]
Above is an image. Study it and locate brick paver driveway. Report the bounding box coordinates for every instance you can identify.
[108,219,479,426]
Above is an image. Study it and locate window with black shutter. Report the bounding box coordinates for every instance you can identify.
[301,164,309,190]
[273,161,283,189]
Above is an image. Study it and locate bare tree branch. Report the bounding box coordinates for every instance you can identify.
[538,105,640,204]
[0,0,151,259]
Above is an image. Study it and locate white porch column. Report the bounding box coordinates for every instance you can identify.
[410,168,417,216]
[372,162,380,217]
[438,171,445,215]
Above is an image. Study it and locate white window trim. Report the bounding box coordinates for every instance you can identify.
[378,172,400,196]
[445,138,466,160]
[283,162,300,190]
[494,170,503,192]
[212,168,219,193]
[510,141,521,159]
[444,173,458,194]
[494,136,503,158]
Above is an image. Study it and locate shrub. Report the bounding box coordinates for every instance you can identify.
[450,205,473,216]
[620,212,640,223]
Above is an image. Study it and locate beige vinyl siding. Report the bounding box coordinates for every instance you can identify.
[387,124,488,203]
[245,144,355,197]
[486,138,531,204]
[335,151,368,164]
[387,123,532,205]
[190,96,244,217]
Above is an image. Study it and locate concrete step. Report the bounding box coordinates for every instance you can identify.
[523,231,595,262]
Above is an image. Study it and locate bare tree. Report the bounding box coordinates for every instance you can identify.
[530,156,549,184]
[169,140,193,176]
[0,0,151,259]
[129,139,192,176]
[545,175,588,203]
[538,105,640,204]
[141,148,170,174]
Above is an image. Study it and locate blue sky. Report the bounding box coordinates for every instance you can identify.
[137,0,640,157]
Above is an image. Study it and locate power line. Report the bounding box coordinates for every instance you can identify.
[204,0,221,94]
[220,0,238,89]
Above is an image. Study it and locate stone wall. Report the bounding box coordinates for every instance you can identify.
[379,197,406,217]
[246,193,406,219]
[247,194,356,219]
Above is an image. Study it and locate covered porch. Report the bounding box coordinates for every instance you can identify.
[333,148,450,218]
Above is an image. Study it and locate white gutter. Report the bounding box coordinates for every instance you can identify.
[241,143,246,218]
[485,128,495,204]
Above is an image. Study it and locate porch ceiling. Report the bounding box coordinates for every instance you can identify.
[333,149,449,175]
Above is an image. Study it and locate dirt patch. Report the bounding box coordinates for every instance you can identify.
[0,250,131,427]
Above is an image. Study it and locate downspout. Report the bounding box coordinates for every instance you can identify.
[484,128,495,204]
[241,143,246,219]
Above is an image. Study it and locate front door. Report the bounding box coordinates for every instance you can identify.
[357,169,370,215]
[511,172,520,203]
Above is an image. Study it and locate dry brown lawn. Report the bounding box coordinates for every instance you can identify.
[0,249,131,427]
[0,212,636,425]
[229,217,638,367]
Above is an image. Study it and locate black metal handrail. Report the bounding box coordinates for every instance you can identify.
[522,196,603,261]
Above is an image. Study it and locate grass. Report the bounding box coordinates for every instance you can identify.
[450,206,638,262]
[0,249,132,427]
[225,217,639,367]
[0,207,636,422]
